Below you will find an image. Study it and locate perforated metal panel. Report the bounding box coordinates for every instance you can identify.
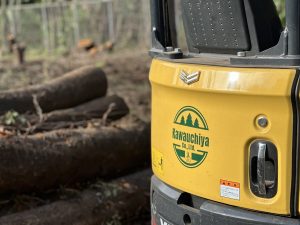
[181,0,251,54]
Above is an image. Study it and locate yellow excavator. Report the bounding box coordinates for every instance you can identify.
[149,0,300,224]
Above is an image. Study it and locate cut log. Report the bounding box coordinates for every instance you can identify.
[1,95,129,133]
[0,66,107,114]
[33,121,92,132]
[43,95,129,123]
[78,39,96,51]
[31,95,129,132]
[0,122,150,192]
[0,170,151,225]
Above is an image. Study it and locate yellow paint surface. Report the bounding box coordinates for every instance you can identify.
[150,59,296,215]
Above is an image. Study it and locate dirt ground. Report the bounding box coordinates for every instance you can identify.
[0,50,152,224]
[0,50,151,121]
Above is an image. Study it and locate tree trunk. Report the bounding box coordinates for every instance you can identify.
[7,33,16,53]
[25,95,130,132]
[14,43,26,65]
[35,95,129,123]
[0,66,107,115]
[0,170,151,225]
[0,122,150,193]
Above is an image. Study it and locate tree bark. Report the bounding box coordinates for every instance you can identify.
[0,170,151,225]
[7,33,16,53]
[2,95,129,133]
[14,44,26,65]
[27,95,130,132]
[0,122,150,193]
[43,95,129,123]
[0,66,107,114]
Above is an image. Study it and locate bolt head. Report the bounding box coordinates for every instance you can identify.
[175,48,182,53]
[237,51,246,57]
[166,46,174,52]
[258,116,268,128]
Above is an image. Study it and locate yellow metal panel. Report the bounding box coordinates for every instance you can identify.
[150,59,296,215]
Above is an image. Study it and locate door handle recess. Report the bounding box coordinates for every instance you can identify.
[249,140,278,198]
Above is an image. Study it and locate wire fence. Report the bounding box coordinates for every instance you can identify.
[0,0,151,56]
[0,0,286,57]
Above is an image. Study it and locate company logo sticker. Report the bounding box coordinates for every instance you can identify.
[172,106,209,168]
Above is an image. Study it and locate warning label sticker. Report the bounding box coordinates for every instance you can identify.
[152,148,164,176]
[220,179,240,200]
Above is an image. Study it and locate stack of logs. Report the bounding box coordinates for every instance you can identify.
[78,39,114,56]
[0,66,151,225]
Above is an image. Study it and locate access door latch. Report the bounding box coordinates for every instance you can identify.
[249,140,278,198]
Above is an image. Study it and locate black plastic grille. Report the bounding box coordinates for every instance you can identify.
[181,0,251,54]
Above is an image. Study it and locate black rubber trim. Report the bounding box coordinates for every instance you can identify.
[155,55,300,69]
[290,70,300,217]
[151,176,300,225]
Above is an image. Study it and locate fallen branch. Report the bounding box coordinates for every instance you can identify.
[0,121,150,192]
[0,66,107,114]
[32,94,44,123]
[101,102,116,126]
[0,170,151,225]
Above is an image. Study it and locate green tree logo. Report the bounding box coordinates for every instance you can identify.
[174,106,209,130]
[176,113,203,128]
[194,118,200,128]
[180,116,185,125]
[186,113,193,127]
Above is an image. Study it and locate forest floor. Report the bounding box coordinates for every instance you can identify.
[0,50,151,122]
[0,49,152,225]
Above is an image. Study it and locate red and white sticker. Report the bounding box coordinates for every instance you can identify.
[220,179,240,200]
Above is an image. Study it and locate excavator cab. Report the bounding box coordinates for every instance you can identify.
[149,0,300,224]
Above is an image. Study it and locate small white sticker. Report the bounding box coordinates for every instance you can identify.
[157,215,173,225]
[220,179,240,200]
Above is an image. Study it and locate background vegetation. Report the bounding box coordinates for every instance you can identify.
[274,0,285,23]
